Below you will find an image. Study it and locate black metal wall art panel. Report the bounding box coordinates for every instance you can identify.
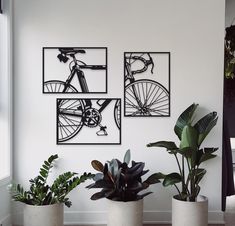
[0,0,3,14]
[43,47,107,94]
[124,52,170,117]
[57,98,121,145]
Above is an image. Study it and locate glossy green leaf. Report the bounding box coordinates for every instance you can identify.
[180,125,198,150]
[199,153,217,164]
[163,173,182,187]
[194,112,218,146]
[144,173,164,185]
[174,103,198,140]
[147,141,179,154]
[204,147,218,154]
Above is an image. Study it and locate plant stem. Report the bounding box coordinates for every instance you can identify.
[182,156,186,195]
[173,184,182,199]
[174,154,182,176]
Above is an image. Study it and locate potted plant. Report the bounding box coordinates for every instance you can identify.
[9,154,94,226]
[147,103,218,226]
[86,150,160,226]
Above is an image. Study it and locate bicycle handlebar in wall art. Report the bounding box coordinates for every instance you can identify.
[42,47,108,94]
[124,52,170,117]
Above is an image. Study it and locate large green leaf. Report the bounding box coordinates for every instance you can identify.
[174,103,198,140]
[163,173,182,187]
[147,141,179,154]
[147,141,178,150]
[199,153,217,164]
[194,112,218,146]
[180,125,198,150]
[144,173,164,185]
[204,147,218,154]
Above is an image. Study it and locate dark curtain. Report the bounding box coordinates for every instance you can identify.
[222,116,235,211]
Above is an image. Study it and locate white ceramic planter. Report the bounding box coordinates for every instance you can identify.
[24,203,64,226]
[172,195,208,226]
[107,199,143,226]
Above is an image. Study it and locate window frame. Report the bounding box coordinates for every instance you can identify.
[0,0,12,186]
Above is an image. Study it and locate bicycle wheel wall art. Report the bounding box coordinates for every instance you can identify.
[43,47,107,93]
[56,98,121,145]
[124,52,170,117]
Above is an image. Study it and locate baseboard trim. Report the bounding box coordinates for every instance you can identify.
[12,210,225,225]
[0,214,11,226]
[64,210,224,225]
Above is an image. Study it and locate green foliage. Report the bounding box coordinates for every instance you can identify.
[225,25,235,79]
[86,150,160,202]
[147,103,218,201]
[9,154,94,207]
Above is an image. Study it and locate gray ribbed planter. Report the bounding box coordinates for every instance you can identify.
[24,203,64,226]
[172,195,208,226]
[107,199,143,226]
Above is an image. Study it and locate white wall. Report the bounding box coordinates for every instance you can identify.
[225,0,235,28]
[13,0,225,224]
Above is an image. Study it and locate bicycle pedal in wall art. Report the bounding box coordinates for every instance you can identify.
[56,98,121,145]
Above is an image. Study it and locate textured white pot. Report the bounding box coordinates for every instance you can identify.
[107,199,143,226]
[172,195,208,226]
[24,203,64,226]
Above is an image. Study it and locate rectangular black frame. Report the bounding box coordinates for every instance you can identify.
[42,47,108,94]
[56,98,121,145]
[124,52,171,117]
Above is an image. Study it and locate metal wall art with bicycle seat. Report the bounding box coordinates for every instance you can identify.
[43,47,107,93]
[124,52,170,117]
[57,98,121,145]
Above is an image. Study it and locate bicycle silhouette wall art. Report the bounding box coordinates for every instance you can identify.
[56,98,121,145]
[43,47,107,93]
[124,52,170,117]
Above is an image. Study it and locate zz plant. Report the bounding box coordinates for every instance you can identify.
[10,154,94,207]
[147,103,218,201]
[86,150,160,201]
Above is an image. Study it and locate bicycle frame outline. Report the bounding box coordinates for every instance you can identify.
[56,98,121,145]
[124,52,171,117]
[42,47,108,94]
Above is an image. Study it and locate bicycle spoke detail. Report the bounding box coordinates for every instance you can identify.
[57,99,84,142]
[125,80,169,116]
[124,52,170,117]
